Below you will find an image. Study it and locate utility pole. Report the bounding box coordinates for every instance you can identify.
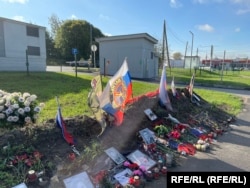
[184,41,188,68]
[221,50,226,81]
[210,45,213,72]
[246,57,248,69]
[248,57,249,69]
[90,24,93,67]
[162,20,171,75]
[196,48,200,75]
[74,52,77,78]
[189,31,194,75]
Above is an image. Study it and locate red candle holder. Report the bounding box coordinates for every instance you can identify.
[153,167,160,180]
[27,170,37,182]
[133,175,140,186]
[68,153,76,161]
[161,166,167,175]
[145,170,153,181]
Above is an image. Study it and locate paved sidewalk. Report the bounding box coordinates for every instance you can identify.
[145,89,250,188]
[171,88,250,172]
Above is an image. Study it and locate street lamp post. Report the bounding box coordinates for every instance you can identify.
[189,31,194,75]
[91,44,97,68]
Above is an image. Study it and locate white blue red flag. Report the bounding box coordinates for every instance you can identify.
[56,106,75,145]
[159,63,173,111]
[98,58,132,126]
[171,76,177,97]
[188,73,200,103]
[189,73,195,96]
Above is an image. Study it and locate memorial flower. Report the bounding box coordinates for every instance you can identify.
[0,90,44,128]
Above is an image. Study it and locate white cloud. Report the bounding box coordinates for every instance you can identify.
[231,0,249,4]
[196,24,214,32]
[193,0,208,3]
[235,27,240,32]
[70,15,78,20]
[104,33,112,36]
[193,0,223,4]
[170,0,182,8]
[231,0,250,14]
[236,8,250,14]
[12,16,25,22]
[2,0,29,4]
[99,14,110,21]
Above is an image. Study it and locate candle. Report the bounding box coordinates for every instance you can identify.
[161,166,167,175]
[134,175,140,186]
[144,170,153,182]
[27,170,37,182]
[153,167,160,179]
[157,159,163,169]
[68,152,76,161]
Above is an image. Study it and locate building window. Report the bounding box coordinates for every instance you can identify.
[27,46,40,56]
[26,26,39,37]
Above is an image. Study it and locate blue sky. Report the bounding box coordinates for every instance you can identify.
[1,0,250,60]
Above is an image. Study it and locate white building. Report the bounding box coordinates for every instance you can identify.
[170,59,184,68]
[0,17,46,71]
[96,33,159,79]
[184,56,201,69]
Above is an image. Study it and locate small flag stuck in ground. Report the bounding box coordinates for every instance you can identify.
[55,97,80,156]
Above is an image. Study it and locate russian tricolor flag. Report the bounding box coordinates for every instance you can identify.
[56,106,75,145]
[98,58,132,126]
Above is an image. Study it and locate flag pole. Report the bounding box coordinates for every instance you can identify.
[56,96,60,107]
[100,72,103,92]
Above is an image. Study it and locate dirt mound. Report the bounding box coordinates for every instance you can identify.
[0,88,234,188]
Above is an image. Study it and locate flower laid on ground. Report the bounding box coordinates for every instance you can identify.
[0,90,44,128]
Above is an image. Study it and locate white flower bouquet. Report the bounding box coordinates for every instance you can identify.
[0,90,44,128]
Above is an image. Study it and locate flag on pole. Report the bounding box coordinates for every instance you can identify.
[159,64,173,111]
[188,73,200,103]
[91,74,103,98]
[56,104,75,145]
[88,74,107,136]
[88,74,103,113]
[98,58,132,126]
[171,76,177,97]
[188,73,195,97]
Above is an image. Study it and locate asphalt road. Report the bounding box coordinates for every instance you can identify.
[46,65,77,73]
[171,84,250,172]
[46,65,250,96]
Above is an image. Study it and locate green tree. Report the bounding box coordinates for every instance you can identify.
[46,30,56,58]
[172,52,183,60]
[46,30,63,65]
[48,14,63,39]
[54,19,105,61]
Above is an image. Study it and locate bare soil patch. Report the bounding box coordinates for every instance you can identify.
[0,88,234,188]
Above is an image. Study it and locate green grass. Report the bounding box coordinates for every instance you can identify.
[0,69,245,124]
[194,89,242,115]
[167,68,250,88]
